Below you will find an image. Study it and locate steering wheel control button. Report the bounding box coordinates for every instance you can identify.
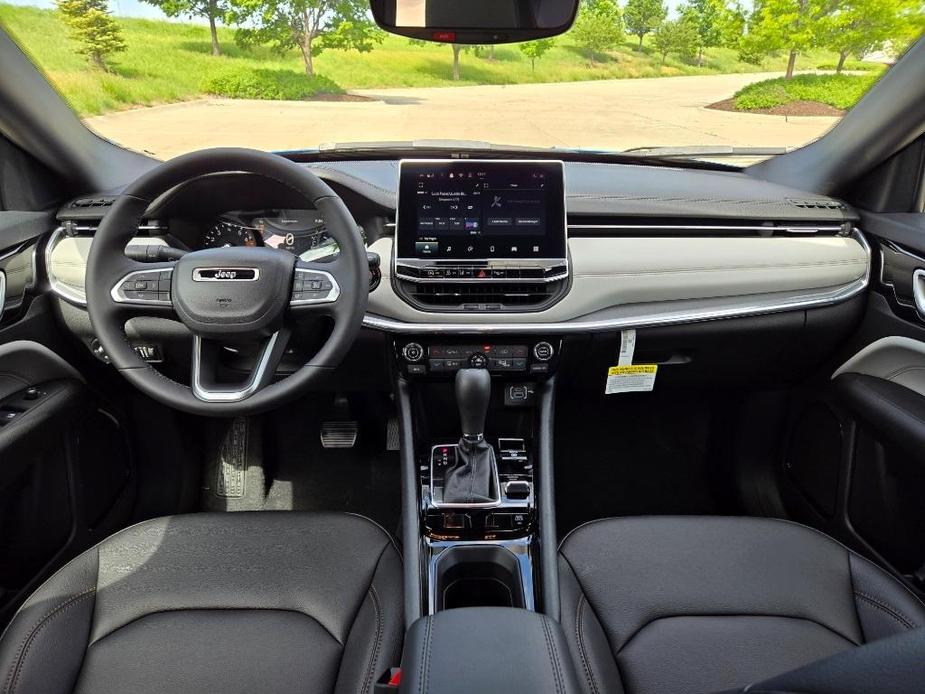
[112,268,173,305]
[403,343,424,362]
[132,344,162,362]
[533,341,554,361]
[290,268,340,305]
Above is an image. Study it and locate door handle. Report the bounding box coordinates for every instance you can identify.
[913,268,925,319]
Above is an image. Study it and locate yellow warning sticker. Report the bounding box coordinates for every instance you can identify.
[605,364,658,394]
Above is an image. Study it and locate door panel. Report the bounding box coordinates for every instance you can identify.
[780,211,925,596]
[0,219,136,626]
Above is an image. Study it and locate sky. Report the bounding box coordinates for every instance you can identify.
[6,0,176,19]
[2,0,697,23]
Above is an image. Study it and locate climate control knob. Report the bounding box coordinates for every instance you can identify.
[469,352,488,368]
[402,343,424,363]
[533,342,554,362]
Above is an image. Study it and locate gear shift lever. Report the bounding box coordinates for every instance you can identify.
[443,369,497,504]
[456,368,491,440]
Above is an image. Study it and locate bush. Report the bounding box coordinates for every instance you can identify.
[201,68,342,100]
[814,60,885,72]
[733,73,879,111]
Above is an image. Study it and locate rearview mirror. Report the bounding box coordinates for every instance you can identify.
[369,0,579,44]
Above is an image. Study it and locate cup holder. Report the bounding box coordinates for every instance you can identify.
[434,545,525,611]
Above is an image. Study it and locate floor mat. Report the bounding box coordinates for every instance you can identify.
[201,394,401,536]
[554,388,738,539]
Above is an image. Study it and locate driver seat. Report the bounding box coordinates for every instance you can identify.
[0,512,403,694]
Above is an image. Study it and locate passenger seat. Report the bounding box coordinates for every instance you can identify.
[557,516,925,694]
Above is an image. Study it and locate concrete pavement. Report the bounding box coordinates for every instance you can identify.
[86,72,839,159]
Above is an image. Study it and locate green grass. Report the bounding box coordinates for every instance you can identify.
[1,3,849,116]
[733,73,881,111]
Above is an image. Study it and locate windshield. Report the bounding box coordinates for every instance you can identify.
[1,0,922,162]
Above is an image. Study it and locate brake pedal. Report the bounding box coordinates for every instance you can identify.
[320,420,358,448]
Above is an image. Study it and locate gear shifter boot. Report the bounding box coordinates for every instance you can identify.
[443,437,496,503]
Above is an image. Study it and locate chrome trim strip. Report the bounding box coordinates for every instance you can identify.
[191,331,280,402]
[429,443,502,509]
[46,227,88,307]
[290,267,341,305]
[363,228,870,334]
[0,271,6,322]
[878,240,923,309]
[110,268,173,306]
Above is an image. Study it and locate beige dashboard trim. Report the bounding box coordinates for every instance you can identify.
[362,230,870,333]
[45,228,168,306]
[46,227,871,335]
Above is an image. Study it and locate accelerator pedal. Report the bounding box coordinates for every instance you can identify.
[386,416,400,451]
[215,416,249,498]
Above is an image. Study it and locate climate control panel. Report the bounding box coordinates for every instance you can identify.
[397,339,558,378]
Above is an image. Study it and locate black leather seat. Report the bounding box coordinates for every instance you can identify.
[558,516,925,694]
[0,512,403,694]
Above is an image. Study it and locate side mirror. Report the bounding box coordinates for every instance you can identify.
[369,0,579,44]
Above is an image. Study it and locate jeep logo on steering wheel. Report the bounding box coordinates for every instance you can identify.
[192,267,260,282]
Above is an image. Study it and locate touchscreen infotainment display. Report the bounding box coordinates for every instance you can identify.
[396,160,566,261]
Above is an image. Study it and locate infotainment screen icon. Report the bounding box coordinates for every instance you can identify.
[394,160,567,281]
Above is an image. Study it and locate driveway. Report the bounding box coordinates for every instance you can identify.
[86,72,839,159]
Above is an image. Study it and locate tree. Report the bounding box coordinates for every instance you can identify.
[141,0,227,56]
[228,0,383,76]
[410,39,469,79]
[821,0,921,72]
[519,38,556,71]
[652,17,699,64]
[623,0,667,49]
[679,0,723,65]
[450,43,463,80]
[744,0,838,79]
[716,0,747,49]
[570,0,624,64]
[56,0,126,70]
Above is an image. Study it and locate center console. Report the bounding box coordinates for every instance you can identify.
[393,159,569,312]
[392,159,565,623]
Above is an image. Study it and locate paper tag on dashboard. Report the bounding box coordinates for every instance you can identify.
[618,329,636,366]
[605,364,657,394]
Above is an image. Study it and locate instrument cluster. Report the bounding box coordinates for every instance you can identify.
[201,209,366,261]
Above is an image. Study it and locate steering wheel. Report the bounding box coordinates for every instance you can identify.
[85,148,369,416]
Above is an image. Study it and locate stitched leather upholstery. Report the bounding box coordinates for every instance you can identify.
[558,516,925,694]
[400,607,581,694]
[0,512,403,694]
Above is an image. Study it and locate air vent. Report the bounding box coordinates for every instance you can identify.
[63,219,167,235]
[398,279,566,311]
[787,198,846,210]
[69,196,116,208]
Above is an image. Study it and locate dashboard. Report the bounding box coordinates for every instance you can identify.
[200,209,366,261]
